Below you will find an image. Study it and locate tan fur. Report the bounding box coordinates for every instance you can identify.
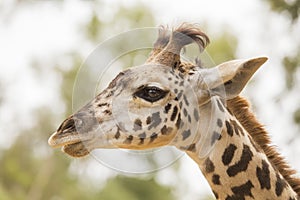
[227,96,300,196]
[149,23,300,196]
[49,23,300,197]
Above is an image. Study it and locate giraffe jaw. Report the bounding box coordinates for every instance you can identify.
[62,141,90,157]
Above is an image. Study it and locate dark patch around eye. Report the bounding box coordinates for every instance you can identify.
[134,86,169,103]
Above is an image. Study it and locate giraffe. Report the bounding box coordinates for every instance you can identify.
[48,23,300,199]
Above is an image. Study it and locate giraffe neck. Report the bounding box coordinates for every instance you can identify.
[185,100,299,200]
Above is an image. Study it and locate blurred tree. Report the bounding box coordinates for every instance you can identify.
[99,176,174,200]
[206,32,237,65]
[0,108,104,200]
[265,0,300,22]
[264,0,300,127]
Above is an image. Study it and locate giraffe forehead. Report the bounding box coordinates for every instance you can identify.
[118,65,182,89]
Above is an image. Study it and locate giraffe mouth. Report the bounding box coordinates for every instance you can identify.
[48,131,94,157]
[62,141,90,157]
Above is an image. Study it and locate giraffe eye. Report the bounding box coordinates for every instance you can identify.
[134,86,169,103]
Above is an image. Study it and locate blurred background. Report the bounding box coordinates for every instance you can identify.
[0,0,299,199]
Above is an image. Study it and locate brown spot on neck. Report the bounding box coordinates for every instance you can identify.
[227,96,300,196]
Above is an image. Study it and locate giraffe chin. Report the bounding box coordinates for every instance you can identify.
[62,142,90,157]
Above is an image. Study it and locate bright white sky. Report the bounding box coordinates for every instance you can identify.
[0,0,299,199]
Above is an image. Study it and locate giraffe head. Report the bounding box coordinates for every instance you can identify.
[48,23,267,157]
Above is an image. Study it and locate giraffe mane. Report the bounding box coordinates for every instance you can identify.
[227,96,300,196]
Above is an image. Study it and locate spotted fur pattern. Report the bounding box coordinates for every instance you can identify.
[49,23,300,200]
[227,96,300,198]
[194,100,299,199]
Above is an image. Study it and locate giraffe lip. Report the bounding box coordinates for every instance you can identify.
[48,131,93,148]
[62,141,90,157]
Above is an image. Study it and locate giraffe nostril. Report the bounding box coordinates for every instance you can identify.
[57,113,99,134]
[57,117,76,133]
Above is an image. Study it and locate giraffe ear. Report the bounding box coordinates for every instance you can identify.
[203,57,268,99]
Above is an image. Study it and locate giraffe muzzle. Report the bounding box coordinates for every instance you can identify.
[48,112,100,156]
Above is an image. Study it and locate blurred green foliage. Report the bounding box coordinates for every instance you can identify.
[99,176,174,200]
[206,32,237,65]
[265,0,300,21]
[283,49,300,90]
[266,0,300,127]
